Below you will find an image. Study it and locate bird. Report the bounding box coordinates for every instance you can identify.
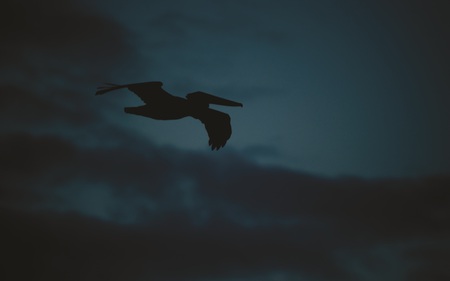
[96,81,243,150]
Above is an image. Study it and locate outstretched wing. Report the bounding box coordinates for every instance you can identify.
[198,108,232,150]
[96,81,171,104]
[186,91,243,107]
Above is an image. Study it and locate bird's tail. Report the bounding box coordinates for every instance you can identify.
[95,83,126,95]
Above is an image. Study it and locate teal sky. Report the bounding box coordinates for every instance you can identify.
[82,0,450,178]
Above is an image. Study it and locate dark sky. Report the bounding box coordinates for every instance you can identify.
[1,0,450,280]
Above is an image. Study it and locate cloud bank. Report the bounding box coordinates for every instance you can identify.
[1,132,449,281]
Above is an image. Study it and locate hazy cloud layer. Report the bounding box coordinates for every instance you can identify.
[1,132,449,280]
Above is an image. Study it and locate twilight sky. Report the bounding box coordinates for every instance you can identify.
[84,0,450,179]
[1,0,450,280]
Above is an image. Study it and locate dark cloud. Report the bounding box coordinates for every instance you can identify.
[1,208,348,281]
[2,0,142,84]
[0,84,98,130]
[0,133,75,206]
[407,244,450,281]
[1,132,449,280]
[0,0,147,144]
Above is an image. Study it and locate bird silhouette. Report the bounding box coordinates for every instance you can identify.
[96,81,243,150]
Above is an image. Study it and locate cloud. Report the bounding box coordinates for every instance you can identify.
[0,84,98,130]
[1,131,449,280]
[1,0,143,85]
[0,0,149,144]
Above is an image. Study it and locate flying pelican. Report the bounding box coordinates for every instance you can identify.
[96,81,243,150]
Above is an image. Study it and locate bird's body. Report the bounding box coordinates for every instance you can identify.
[96,81,242,150]
[124,96,190,120]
